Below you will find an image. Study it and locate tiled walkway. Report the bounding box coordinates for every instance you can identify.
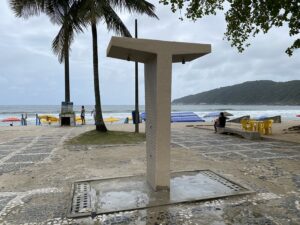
[0,126,299,224]
[172,128,300,161]
[0,132,72,175]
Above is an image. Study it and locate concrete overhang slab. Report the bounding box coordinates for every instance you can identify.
[107,37,211,63]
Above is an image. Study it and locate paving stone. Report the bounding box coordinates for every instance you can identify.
[0,146,20,151]
[240,143,273,149]
[189,146,224,152]
[180,141,209,148]
[5,154,50,163]
[201,140,233,146]
[0,196,16,211]
[265,149,300,157]
[268,142,300,147]
[238,150,277,158]
[292,175,300,189]
[0,150,11,154]
[217,144,249,151]
[0,163,33,174]
[22,148,54,154]
[204,152,245,160]
[5,193,67,224]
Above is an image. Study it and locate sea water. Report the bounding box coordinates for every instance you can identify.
[0,105,299,126]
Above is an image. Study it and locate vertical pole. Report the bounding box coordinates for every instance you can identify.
[134,19,139,133]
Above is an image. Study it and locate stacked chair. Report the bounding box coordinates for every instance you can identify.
[240,119,273,135]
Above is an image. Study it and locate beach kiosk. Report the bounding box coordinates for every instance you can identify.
[107,37,211,191]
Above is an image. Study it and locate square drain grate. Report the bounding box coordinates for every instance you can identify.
[71,182,92,216]
[69,170,252,218]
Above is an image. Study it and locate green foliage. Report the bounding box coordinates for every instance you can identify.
[67,130,146,145]
[173,80,300,105]
[10,0,157,132]
[10,0,158,62]
[159,0,300,56]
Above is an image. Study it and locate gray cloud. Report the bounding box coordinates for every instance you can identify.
[0,0,299,105]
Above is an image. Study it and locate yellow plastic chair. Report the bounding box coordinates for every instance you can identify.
[257,121,264,135]
[241,119,249,130]
[248,120,256,131]
[263,120,273,135]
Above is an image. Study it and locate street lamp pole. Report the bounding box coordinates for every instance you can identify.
[134,19,139,133]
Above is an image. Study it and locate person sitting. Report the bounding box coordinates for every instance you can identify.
[124,117,129,124]
[214,112,227,133]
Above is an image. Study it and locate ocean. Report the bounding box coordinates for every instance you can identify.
[0,105,299,126]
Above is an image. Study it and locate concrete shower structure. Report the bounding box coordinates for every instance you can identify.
[107,37,211,191]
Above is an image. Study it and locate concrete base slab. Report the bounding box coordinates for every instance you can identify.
[68,170,252,218]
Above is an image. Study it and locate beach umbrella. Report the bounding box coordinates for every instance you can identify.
[104,117,120,123]
[1,117,21,126]
[1,117,21,122]
[203,111,233,118]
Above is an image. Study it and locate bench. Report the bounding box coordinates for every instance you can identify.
[217,127,261,140]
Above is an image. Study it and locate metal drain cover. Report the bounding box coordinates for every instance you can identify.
[70,182,92,217]
[69,170,252,218]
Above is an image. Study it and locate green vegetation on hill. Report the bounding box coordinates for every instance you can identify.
[173,80,300,105]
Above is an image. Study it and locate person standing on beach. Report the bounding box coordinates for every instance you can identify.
[91,106,96,124]
[21,114,24,126]
[81,106,86,125]
[24,113,27,126]
[35,114,41,126]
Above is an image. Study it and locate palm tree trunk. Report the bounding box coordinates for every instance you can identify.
[64,44,70,103]
[91,21,107,132]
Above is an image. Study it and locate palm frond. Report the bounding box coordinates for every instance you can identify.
[108,0,158,19]
[52,22,74,63]
[101,2,132,37]
[9,0,47,18]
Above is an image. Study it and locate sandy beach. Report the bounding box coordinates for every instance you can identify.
[0,118,299,143]
[0,121,299,224]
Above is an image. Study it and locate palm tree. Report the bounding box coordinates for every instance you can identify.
[70,0,158,132]
[10,0,84,104]
[11,0,158,132]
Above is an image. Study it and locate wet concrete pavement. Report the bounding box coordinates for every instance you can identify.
[0,126,299,224]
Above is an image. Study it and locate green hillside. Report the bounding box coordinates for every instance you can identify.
[173,80,300,105]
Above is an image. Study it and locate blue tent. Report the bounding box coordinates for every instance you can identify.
[140,112,205,123]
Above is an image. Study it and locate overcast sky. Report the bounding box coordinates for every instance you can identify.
[0,1,299,105]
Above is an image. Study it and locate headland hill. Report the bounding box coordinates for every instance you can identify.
[172,80,300,105]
